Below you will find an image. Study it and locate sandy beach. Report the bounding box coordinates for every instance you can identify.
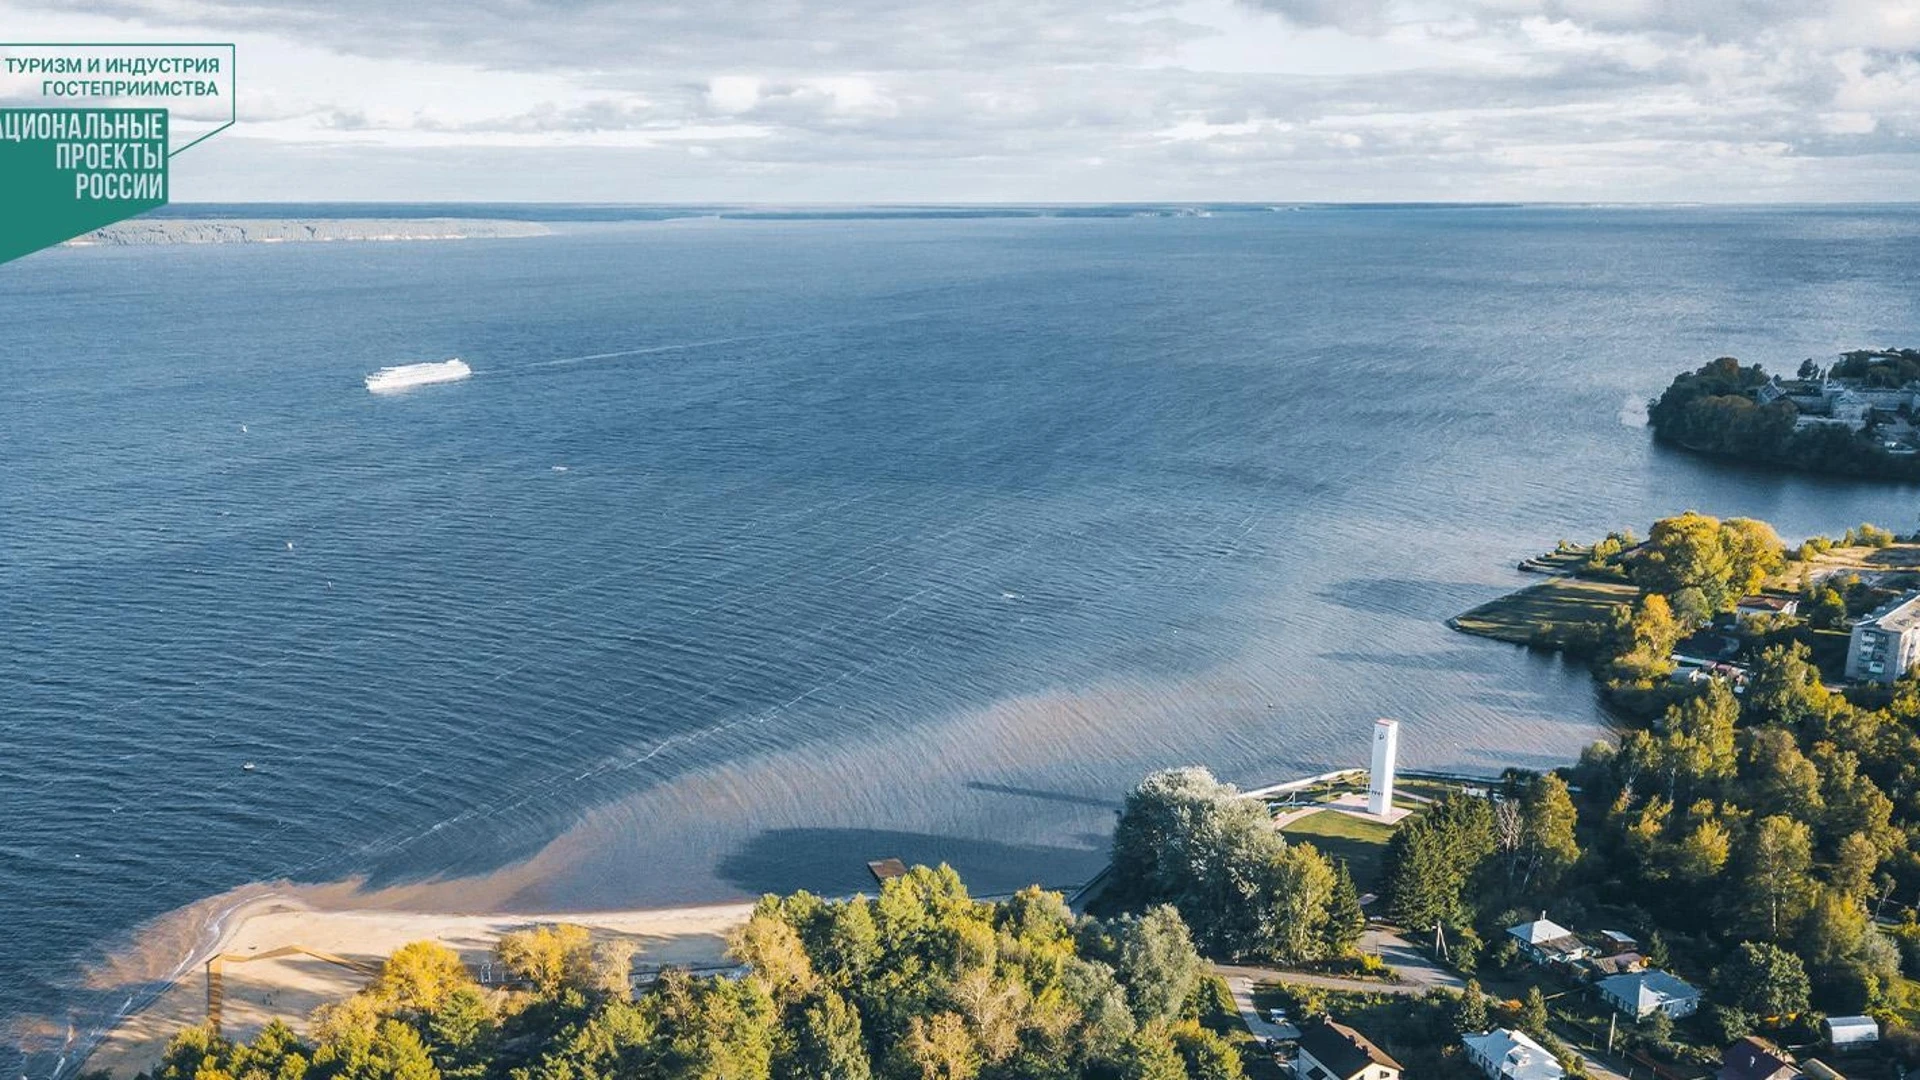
[84,894,755,1079]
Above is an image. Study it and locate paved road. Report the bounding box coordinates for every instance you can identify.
[1562,1040,1632,1080]
[1219,971,1302,1042]
[1361,929,1466,991]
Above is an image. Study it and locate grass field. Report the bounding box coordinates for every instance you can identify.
[1449,577,1639,648]
[1797,541,1920,578]
[1280,809,1402,891]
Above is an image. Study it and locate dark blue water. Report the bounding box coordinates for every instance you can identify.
[6,205,1920,1069]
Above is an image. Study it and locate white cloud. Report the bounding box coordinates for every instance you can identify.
[3,0,1919,199]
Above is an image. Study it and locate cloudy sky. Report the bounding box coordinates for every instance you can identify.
[6,0,1920,202]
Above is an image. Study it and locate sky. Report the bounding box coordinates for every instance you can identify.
[4,0,1920,202]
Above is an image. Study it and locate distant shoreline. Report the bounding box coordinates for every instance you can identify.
[65,218,553,247]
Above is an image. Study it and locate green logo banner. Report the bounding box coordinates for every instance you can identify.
[0,43,234,264]
[0,108,168,263]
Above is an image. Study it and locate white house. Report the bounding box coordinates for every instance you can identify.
[1464,1029,1565,1080]
[1596,970,1702,1019]
[1295,1017,1402,1080]
[1506,917,1589,964]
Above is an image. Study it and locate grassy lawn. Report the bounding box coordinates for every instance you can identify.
[1796,541,1920,579]
[1450,577,1640,649]
[1280,809,1402,891]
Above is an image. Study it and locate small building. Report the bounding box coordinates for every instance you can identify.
[1822,1016,1879,1052]
[1506,917,1590,964]
[1295,1017,1402,1080]
[1720,1037,1799,1080]
[1463,1028,1565,1080]
[1846,591,1920,684]
[1598,930,1638,956]
[1736,596,1800,622]
[1596,970,1701,1019]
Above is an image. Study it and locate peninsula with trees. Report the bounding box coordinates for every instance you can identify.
[1439,511,1920,1072]
[1647,351,1920,479]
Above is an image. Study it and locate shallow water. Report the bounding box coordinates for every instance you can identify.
[5,205,1920,1070]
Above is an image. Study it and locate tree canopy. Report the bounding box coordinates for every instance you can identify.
[147,868,1247,1080]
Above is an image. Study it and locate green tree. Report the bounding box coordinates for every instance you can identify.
[497,924,598,1000]
[1715,941,1810,1018]
[1116,1029,1187,1080]
[1520,986,1550,1040]
[901,1012,980,1080]
[780,990,870,1080]
[1381,793,1496,929]
[371,942,472,1018]
[1635,513,1737,609]
[153,1025,236,1080]
[421,987,494,1080]
[311,1019,441,1080]
[1660,682,1739,800]
[1673,814,1732,884]
[1608,594,1684,685]
[731,905,822,1010]
[1744,643,1831,731]
[1107,905,1205,1025]
[1456,980,1490,1032]
[1735,815,1815,941]
[1110,767,1336,960]
[1721,519,1786,598]
[643,968,776,1080]
[1169,1020,1247,1080]
[232,1021,312,1080]
[1264,843,1339,963]
[1740,727,1824,821]
[1833,832,1880,900]
[1322,860,1367,956]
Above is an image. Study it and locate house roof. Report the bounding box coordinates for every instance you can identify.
[1584,953,1645,976]
[1598,970,1699,1010]
[1738,596,1797,613]
[1298,1017,1402,1079]
[1505,914,1582,949]
[1721,1036,1797,1080]
[1824,1016,1878,1041]
[1859,592,1920,634]
[1507,919,1576,945]
[1600,930,1637,945]
[1464,1028,1564,1080]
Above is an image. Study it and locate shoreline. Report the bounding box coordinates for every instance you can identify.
[74,886,757,1079]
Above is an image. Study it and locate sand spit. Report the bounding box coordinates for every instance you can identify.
[83,892,752,1078]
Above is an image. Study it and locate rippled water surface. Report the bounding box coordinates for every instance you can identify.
[6,206,1920,1067]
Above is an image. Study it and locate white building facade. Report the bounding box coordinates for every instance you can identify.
[1846,592,1920,684]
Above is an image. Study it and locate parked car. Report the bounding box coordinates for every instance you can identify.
[1268,1007,1289,1024]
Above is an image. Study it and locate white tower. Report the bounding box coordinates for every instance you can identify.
[1368,718,1400,817]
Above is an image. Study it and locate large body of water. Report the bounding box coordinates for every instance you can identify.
[5,205,1919,1070]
